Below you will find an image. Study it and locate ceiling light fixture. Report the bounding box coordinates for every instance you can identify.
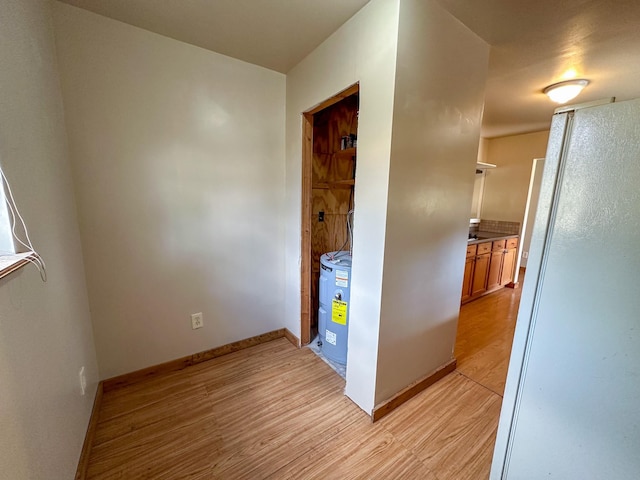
[543,79,590,104]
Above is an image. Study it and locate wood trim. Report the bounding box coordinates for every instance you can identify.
[284,328,301,348]
[75,381,103,480]
[0,252,36,280]
[371,359,457,422]
[304,83,359,116]
[103,329,287,392]
[300,112,313,346]
[505,282,520,289]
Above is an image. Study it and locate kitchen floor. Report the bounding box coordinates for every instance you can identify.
[455,270,524,396]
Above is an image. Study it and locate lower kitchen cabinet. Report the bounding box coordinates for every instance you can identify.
[461,256,474,303]
[500,238,518,285]
[471,242,490,296]
[471,252,490,296]
[487,250,503,291]
[461,236,519,304]
[461,244,477,302]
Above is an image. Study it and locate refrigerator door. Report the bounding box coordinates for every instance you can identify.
[493,98,640,479]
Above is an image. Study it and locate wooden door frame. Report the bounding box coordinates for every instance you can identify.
[300,83,359,346]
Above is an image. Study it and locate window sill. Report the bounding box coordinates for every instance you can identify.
[0,252,35,280]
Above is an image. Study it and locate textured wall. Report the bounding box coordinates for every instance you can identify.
[53,3,286,379]
[375,0,489,404]
[0,1,98,477]
[285,0,401,413]
[481,130,550,223]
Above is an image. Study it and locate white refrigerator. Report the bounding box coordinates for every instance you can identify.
[491,98,640,479]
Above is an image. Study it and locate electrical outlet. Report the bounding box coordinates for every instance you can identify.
[79,366,86,396]
[191,312,203,330]
[523,251,529,259]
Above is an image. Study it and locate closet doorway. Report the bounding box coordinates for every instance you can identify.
[300,83,359,345]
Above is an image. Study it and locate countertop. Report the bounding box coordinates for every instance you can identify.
[468,231,519,245]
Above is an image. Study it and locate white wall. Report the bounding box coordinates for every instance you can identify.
[477,137,489,164]
[285,0,401,413]
[481,130,550,223]
[375,0,489,404]
[519,158,545,268]
[53,3,286,379]
[286,0,489,412]
[470,172,486,218]
[0,183,14,253]
[0,0,99,478]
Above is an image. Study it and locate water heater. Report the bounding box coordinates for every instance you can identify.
[318,251,352,364]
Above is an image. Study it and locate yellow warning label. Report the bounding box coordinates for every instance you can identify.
[332,299,348,325]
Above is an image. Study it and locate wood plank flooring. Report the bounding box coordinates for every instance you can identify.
[455,273,524,396]
[86,281,523,479]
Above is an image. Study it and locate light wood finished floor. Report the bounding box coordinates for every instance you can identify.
[86,285,522,479]
[455,274,524,396]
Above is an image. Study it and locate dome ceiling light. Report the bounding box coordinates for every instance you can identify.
[543,79,590,104]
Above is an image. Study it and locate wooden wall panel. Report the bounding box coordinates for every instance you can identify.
[313,152,356,184]
[312,153,331,184]
[311,215,350,268]
[313,95,359,153]
[312,189,352,215]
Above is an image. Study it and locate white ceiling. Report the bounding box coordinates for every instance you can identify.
[56,0,370,74]
[57,0,640,138]
[437,0,640,137]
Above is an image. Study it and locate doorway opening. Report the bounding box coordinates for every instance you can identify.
[300,83,359,355]
[455,156,545,395]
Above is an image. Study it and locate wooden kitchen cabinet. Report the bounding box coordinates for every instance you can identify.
[461,244,477,302]
[500,239,518,285]
[461,257,474,302]
[471,252,490,296]
[486,240,505,291]
[461,236,519,304]
[461,242,491,304]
